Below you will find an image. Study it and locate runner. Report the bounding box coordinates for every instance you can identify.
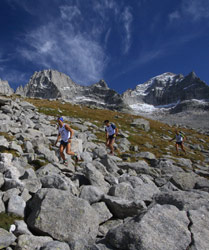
[170,130,186,155]
[104,120,118,155]
[55,117,78,165]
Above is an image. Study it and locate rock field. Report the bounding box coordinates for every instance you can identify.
[0,95,209,250]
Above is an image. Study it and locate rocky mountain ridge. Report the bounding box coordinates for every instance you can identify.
[2,69,209,128]
[16,70,130,112]
[123,71,209,106]
[0,94,209,249]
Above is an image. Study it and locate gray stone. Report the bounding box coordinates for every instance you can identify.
[0,193,5,213]
[0,172,4,188]
[2,188,21,203]
[14,220,32,236]
[92,202,113,224]
[131,118,150,131]
[176,158,193,170]
[83,163,110,193]
[71,138,83,154]
[100,155,119,173]
[108,182,135,200]
[117,161,161,178]
[40,241,71,250]
[27,188,99,246]
[102,195,146,219]
[170,172,198,190]
[23,141,34,153]
[3,178,23,191]
[0,153,13,164]
[21,178,42,193]
[40,174,69,190]
[80,151,93,163]
[93,147,107,159]
[7,195,26,217]
[106,204,191,250]
[136,151,156,160]
[35,144,59,163]
[98,219,123,237]
[133,175,160,202]
[195,177,209,191]
[155,158,184,175]
[9,141,23,154]
[0,136,9,148]
[188,208,209,250]
[36,163,61,177]
[154,190,209,211]
[0,228,16,249]
[15,234,53,250]
[79,185,104,204]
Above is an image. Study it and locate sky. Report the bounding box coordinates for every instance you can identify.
[0,0,209,93]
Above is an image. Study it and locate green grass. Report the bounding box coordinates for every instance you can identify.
[25,97,209,165]
[0,213,22,231]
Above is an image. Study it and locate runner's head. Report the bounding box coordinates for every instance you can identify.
[104,120,110,126]
[175,129,179,135]
[57,117,64,126]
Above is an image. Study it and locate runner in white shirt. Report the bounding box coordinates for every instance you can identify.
[55,117,78,165]
[104,120,118,155]
[170,130,186,155]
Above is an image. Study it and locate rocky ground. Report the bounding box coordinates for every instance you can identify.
[0,95,209,250]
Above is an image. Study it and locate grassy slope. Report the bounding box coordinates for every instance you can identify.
[25,98,209,164]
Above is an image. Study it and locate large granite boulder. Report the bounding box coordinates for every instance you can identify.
[27,188,99,248]
[105,204,191,250]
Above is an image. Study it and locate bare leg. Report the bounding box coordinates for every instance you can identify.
[175,143,179,155]
[66,143,76,156]
[108,138,115,154]
[59,144,66,161]
[181,143,186,154]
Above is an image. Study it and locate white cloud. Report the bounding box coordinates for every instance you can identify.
[121,7,133,54]
[169,11,181,23]
[169,0,209,23]
[18,18,107,85]
[60,5,82,22]
[182,0,209,20]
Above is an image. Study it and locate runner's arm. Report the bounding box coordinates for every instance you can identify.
[55,133,61,146]
[65,125,74,139]
[169,136,175,142]
[115,127,118,136]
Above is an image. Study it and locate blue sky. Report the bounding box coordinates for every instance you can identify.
[0,0,209,93]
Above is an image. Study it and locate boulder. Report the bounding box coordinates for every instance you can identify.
[102,195,146,219]
[40,174,69,190]
[188,208,209,250]
[131,118,150,131]
[154,190,209,211]
[14,220,32,236]
[7,195,26,217]
[106,204,191,250]
[71,138,83,155]
[40,241,71,250]
[170,172,198,190]
[92,202,113,224]
[15,234,53,250]
[83,163,110,193]
[0,228,16,249]
[27,188,99,247]
[79,185,104,204]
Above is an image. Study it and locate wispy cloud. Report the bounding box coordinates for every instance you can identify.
[18,19,107,85]
[14,0,134,85]
[169,0,209,23]
[121,7,133,54]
